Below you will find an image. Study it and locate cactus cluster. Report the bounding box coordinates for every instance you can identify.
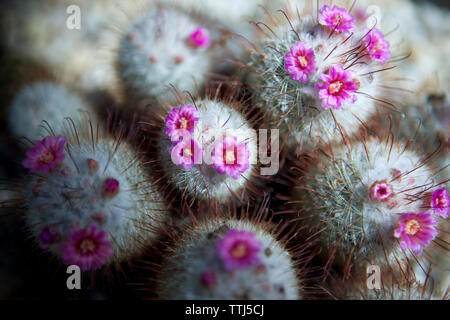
[0,0,448,300]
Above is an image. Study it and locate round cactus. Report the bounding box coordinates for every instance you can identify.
[289,130,445,275]
[151,211,302,299]
[13,119,168,271]
[152,91,261,205]
[7,81,94,141]
[246,3,402,153]
[114,4,220,105]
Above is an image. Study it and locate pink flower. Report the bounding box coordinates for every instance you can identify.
[170,138,202,170]
[365,28,391,65]
[318,5,356,34]
[38,226,60,249]
[22,135,66,174]
[369,180,394,202]
[165,105,199,141]
[431,187,449,218]
[394,212,439,255]
[102,178,120,198]
[199,271,217,290]
[60,224,113,271]
[217,229,262,271]
[189,27,211,48]
[284,42,316,82]
[212,136,250,179]
[316,64,359,109]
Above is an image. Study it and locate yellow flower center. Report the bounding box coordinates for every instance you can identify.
[231,243,248,259]
[297,55,309,68]
[329,80,343,94]
[79,239,96,255]
[372,43,382,53]
[333,16,341,26]
[183,147,193,157]
[179,117,189,129]
[225,150,236,164]
[39,151,55,164]
[405,219,420,236]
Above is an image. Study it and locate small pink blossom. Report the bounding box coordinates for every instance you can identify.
[365,28,391,65]
[394,212,439,255]
[22,135,66,174]
[87,158,99,173]
[316,64,359,110]
[284,42,316,83]
[199,271,217,289]
[318,5,356,34]
[217,229,262,271]
[60,224,113,271]
[38,226,60,249]
[165,105,199,141]
[170,138,202,170]
[369,180,394,202]
[102,178,120,198]
[212,136,250,179]
[431,187,449,218]
[189,27,211,48]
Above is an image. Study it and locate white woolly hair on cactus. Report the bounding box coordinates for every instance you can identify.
[7,117,169,272]
[7,81,94,142]
[366,110,449,290]
[145,201,308,300]
[101,0,221,105]
[325,261,445,300]
[289,126,445,275]
[394,92,448,182]
[412,217,450,299]
[240,1,406,153]
[146,85,262,205]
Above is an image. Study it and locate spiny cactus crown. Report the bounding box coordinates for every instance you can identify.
[157,219,299,299]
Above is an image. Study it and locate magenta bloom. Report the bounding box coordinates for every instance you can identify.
[316,64,359,109]
[212,136,250,179]
[217,229,262,271]
[369,180,394,202]
[170,138,202,170]
[318,5,356,34]
[22,135,66,174]
[189,27,211,48]
[284,42,316,82]
[38,226,60,249]
[431,187,449,218]
[165,105,199,141]
[394,212,439,255]
[199,270,217,289]
[365,28,391,65]
[102,178,120,198]
[60,224,113,271]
